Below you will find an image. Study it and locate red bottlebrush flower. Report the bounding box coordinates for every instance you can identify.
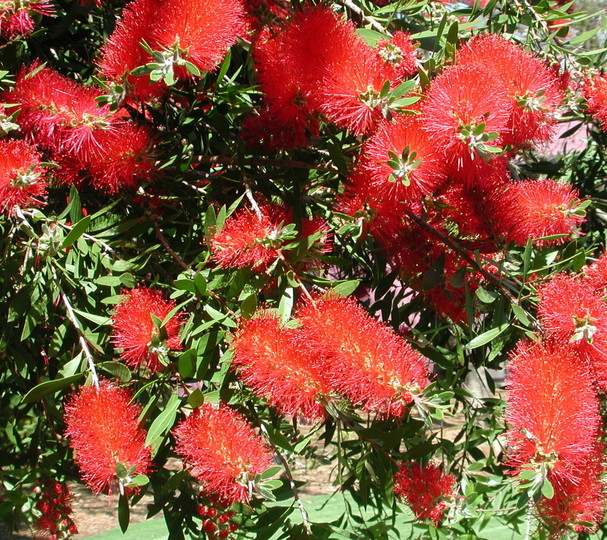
[87,122,157,193]
[583,251,607,296]
[8,63,117,157]
[537,274,607,388]
[393,462,456,526]
[34,480,78,539]
[275,4,393,136]
[173,402,273,504]
[250,27,319,150]
[111,287,185,373]
[584,73,607,131]
[0,138,47,215]
[230,310,330,420]
[494,179,585,247]
[97,0,164,102]
[0,0,54,38]
[209,203,330,272]
[536,444,606,537]
[296,294,430,417]
[457,34,564,148]
[64,382,152,495]
[209,204,290,271]
[349,115,447,207]
[149,0,247,80]
[421,63,511,183]
[99,0,246,97]
[376,31,418,82]
[504,340,601,487]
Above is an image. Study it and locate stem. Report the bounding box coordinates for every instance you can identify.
[244,180,263,219]
[276,251,315,304]
[401,207,520,304]
[56,278,99,389]
[151,214,191,272]
[192,155,338,172]
[337,0,388,34]
[258,423,312,536]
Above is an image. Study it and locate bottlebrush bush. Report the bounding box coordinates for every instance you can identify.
[2,1,607,539]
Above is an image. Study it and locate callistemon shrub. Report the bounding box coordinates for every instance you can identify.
[5,1,607,539]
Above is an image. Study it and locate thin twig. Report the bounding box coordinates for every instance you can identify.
[337,0,388,34]
[56,278,100,389]
[259,423,312,536]
[192,155,338,172]
[244,178,263,219]
[401,207,520,305]
[152,215,190,272]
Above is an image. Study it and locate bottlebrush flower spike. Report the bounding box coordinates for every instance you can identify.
[537,274,607,389]
[582,251,607,296]
[0,0,54,39]
[536,444,606,537]
[349,115,447,207]
[209,203,330,272]
[504,340,601,487]
[231,310,330,420]
[64,382,152,495]
[0,138,47,216]
[8,63,117,157]
[584,73,607,131]
[376,31,418,82]
[457,34,564,148]
[493,179,585,247]
[277,4,393,136]
[296,294,430,417]
[421,63,511,183]
[393,462,456,526]
[173,402,273,505]
[111,287,185,373]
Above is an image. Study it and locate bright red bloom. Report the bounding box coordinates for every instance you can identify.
[231,310,330,420]
[274,4,393,135]
[99,0,246,98]
[9,63,116,157]
[457,34,564,148]
[376,31,418,82]
[536,444,606,537]
[296,294,430,417]
[584,73,607,131]
[348,115,447,206]
[34,480,78,539]
[0,138,47,216]
[493,179,585,247]
[173,402,273,504]
[582,251,607,296]
[64,383,152,495]
[209,203,330,272]
[393,462,456,526]
[111,287,185,373]
[421,63,511,183]
[0,0,54,38]
[537,274,607,388]
[504,340,601,487]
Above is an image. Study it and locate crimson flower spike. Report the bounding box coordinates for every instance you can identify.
[173,402,273,505]
[230,309,331,420]
[64,382,152,495]
[111,287,185,373]
[504,340,601,489]
[296,294,431,418]
[537,273,607,389]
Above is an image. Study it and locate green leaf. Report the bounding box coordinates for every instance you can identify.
[145,391,180,448]
[187,388,205,408]
[118,493,130,533]
[178,349,196,378]
[541,478,555,499]
[116,462,129,479]
[332,280,361,297]
[97,361,132,383]
[129,475,150,487]
[61,216,90,249]
[465,324,509,350]
[260,466,282,480]
[22,373,84,403]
